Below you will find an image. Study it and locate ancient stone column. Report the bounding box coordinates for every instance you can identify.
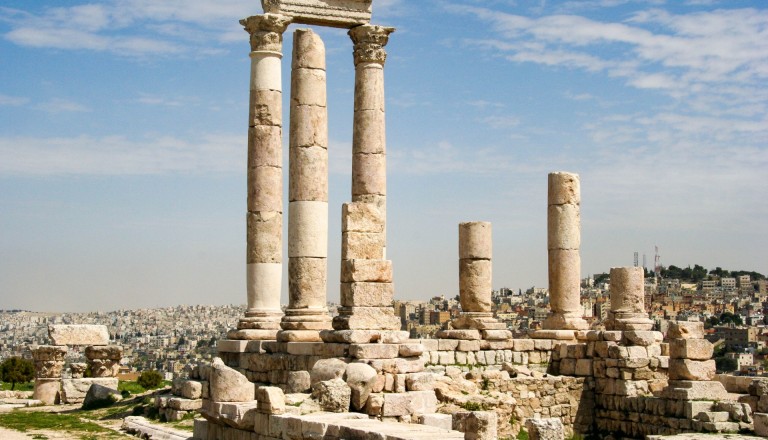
[606,266,653,330]
[279,28,332,342]
[543,172,588,330]
[231,14,293,341]
[445,222,511,340]
[32,345,67,405]
[349,24,394,245]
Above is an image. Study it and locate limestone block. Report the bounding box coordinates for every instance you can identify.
[354,64,384,109]
[218,401,259,430]
[292,28,325,70]
[352,152,386,196]
[209,358,255,402]
[247,211,282,263]
[310,358,347,385]
[547,204,580,250]
[256,386,285,414]
[181,381,203,400]
[285,371,311,394]
[247,166,282,213]
[332,307,401,331]
[311,378,351,412]
[289,145,328,201]
[609,267,645,314]
[526,417,564,440]
[459,259,492,312]
[262,0,372,28]
[48,325,109,346]
[624,330,661,347]
[406,372,435,392]
[287,256,327,308]
[291,68,326,107]
[420,413,453,430]
[669,339,714,360]
[457,340,481,352]
[667,321,705,339]
[82,383,121,408]
[453,411,497,440]
[341,231,384,260]
[341,259,392,283]
[575,359,593,376]
[350,343,399,359]
[344,362,377,410]
[668,359,716,381]
[353,109,385,155]
[515,339,536,351]
[61,378,118,404]
[381,393,411,417]
[458,221,492,260]
[547,249,581,311]
[342,202,384,233]
[246,263,282,310]
[754,413,768,437]
[249,89,282,127]
[32,378,60,405]
[548,172,580,205]
[248,126,282,168]
[250,51,282,92]
[341,282,393,307]
[409,390,438,415]
[288,201,328,258]
[168,398,202,411]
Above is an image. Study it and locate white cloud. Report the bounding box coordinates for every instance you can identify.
[0,133,244,175]
[0,94,29,106]
[35,98,90,113]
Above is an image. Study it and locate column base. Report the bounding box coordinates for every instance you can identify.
[605,312,654,331]
[33,378,61,405]
[319,329,409,344]
[237,310,283,330]
[226,329,279,340]
[279,308,332,330]
[450,313,507,331]
[542,313,589,331]
[276,330,323,342]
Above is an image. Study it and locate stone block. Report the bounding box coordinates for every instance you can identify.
[406,372,435,391]
[48,324,109,346]
[249,125,283,168]
[340,282,393,307]
[168,397,202,411]
[354,63,385,111]
[289,144,328,200]
[526,417,564,440]
[350,343,399,359]
[409,390,438,415]
[341,231,384,260]
[458,221,492,260]
[548,172,580,205]
[420,413,453,430]
[352,152,386,197]
[575,359,592,376]
[382,393,411,417]
[547,203,580,250]
[255,386,285,415]
[61,378,118,404]
[332,307,401,330]
[247,166,282,213]
[669,338,713,360]
[311,378,351,412]
[310,358,347,385]
[459,259,492,312]
[288,201,328,258]
[624,330,661,347]
[342,202,384,233]
[457,339,481,352]
[453,410,497,440]
[515,339,535,351]
[754,413,768,437]
[667,321,705,339]
[345,362,377,410]
[210,358,254,402]
[246,212,282,264]
[250,89,282,127]
[669,359,716,381]
[399,343,423,357]
[341,259,392,283]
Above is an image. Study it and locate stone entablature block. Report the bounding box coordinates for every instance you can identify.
[48,324,109,346]
[261,0,372,28]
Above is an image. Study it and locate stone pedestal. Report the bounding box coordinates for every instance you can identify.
[32,345,67,405]
[606,266,653,330]
[442,222,510,340]
[542,172,587,331]
[232,13,293,341]
[279,28,332,343]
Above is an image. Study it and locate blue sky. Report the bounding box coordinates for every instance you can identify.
[1,0,766,312]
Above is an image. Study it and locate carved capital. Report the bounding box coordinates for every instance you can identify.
[241,13,293,52]
[349,24,395,66]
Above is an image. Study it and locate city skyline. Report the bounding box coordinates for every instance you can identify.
[1,0,766,312]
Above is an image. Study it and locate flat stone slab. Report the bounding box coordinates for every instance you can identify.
[122,416,191,440]
[261,0,372,28]
[48,324,109,346]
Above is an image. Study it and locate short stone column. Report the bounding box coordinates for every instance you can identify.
[85,345,123,377]
[543,172,588,331]
[349,24,394,244]
[279,28,332,342]
[606,266,653,330]
[662,321,727,400]
[443,222,510,340]
[32,345,67,405]
[231,13,292,341]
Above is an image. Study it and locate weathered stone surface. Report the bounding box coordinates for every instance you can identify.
[291,68,327,107]
[217,401,259,430]
[33,378,61,405]
[351,152,386,197]
[623,330,661,346]
[344,362,377,410]
[311,378,351,412]
[349,343,399,359]
[459,259,492,313]
[342,202,384,233]
[453,411,497,440]
[755,413,768,437]
[48,325,109,346]
[249,89,282,127]
[399,343,424,357]
[547,203,580,250]
[85,345,123,377]
[289,145,328,200]
[61,378,119,404]
[168,397,202,411]
[310,358,347,385]
[670,338,714,360]
[341,231,384,260]
[248,125,283,168]
[406,372,435,391]
[341,259,392,283]
[287,256,327,308]
[340,282,393,307]
[352,109,385,154]
[663,380,728,400]
[256,386,285,414]
[332,306,400,330]
[247,211,282,264]
[526,417,565,440]
[609,267,645,314]
[669,359,716,381]
[261,0,373,29]
[82,383,121,408]
[247,166,282,213]
[209,358,254,402]
[288,201,328,258]
[667,321,705,340]
[459,222,492,260]
[547,249,581,312]
[286,371,311,393]
[548,172,580,205]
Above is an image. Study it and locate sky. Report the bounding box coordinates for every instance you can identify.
[0,0,766,313]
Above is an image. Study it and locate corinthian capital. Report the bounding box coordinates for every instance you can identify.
[349,24,395,66]
[240,13,293,52]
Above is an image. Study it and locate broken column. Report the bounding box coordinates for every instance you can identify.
[543,172,588,331]
[32,345,67,405]
[231,13,292,341]
[606,266,653,331]
[279,28,332,342]
[663,321,727,400]
[327,24,401,337]
[442,222,510,340]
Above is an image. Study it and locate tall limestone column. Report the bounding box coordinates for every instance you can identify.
[606,266,654,330]
[230,13,292,341]
[543,172,588,330]
[279,28,332,342]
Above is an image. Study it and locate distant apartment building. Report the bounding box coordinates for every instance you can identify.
[737,275,751,288]
[710,325,760,352]
[429,311,451,326]
[721,278,736,290]
[701,280,717,291]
